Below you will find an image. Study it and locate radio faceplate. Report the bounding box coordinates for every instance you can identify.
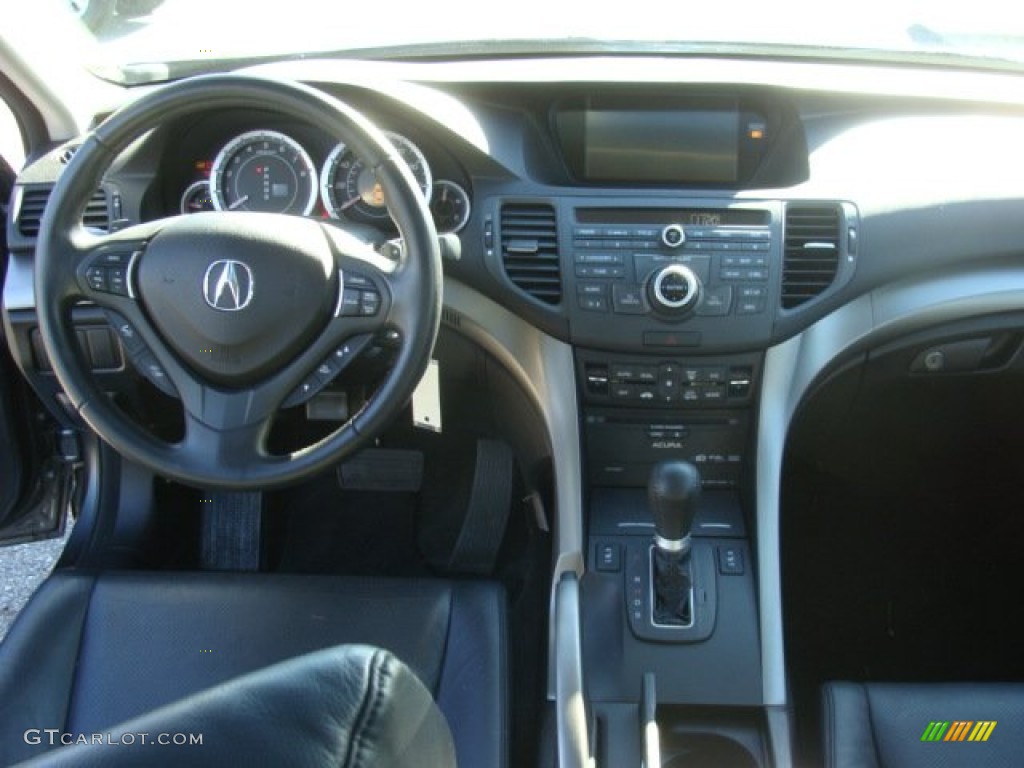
[565,203,781,353]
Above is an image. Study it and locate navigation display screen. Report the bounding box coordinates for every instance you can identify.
[584,106,739,183]
[557,97,747,184]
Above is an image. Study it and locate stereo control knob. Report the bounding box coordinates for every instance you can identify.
[649,264,701,315]
[662,224,686,248]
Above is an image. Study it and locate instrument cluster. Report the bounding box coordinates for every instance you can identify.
[176,127,471,234]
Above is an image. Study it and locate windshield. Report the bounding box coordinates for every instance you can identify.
[40,0,1024,82]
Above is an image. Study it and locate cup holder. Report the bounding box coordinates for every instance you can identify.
[661,731,761,768]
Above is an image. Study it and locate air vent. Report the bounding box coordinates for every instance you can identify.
[16,188,51,237]
[82,189,110,231]
[16,187,109,237]
[500,203,561,305]
[781,204,841,309]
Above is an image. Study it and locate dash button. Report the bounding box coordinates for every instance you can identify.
[596,542,621,572]
[718,546,745,575]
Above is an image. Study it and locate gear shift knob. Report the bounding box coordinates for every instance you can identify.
[648,460,701,555]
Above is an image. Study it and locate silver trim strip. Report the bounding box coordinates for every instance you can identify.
[654,534,690,555]
[648,545,695,630]
[126,250,140,300]
[554,574,593,768]
[3,253,36,311]
[333,270,346,318]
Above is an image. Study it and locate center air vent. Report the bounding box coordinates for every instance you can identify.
[500,203,561,305]
[16,187,109,237]
[781,204,841,309]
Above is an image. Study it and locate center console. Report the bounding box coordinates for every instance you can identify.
[568,202,778,766]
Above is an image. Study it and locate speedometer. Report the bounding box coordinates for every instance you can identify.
[210,130,317,215]
[320,132,431,222]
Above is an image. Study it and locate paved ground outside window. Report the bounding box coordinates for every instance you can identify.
[0,522,73,643]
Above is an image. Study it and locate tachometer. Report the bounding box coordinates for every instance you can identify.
[320,132,431,222]
[210,130,317,215]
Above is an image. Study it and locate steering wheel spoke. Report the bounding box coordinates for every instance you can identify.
[179,407,269,476]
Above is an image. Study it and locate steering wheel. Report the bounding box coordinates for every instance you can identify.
[35,75,441,489]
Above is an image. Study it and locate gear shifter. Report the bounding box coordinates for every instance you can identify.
[648,461,701,626]
[649,460,701,556]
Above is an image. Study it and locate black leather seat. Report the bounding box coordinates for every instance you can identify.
[11,644,457,768]
[822,681,1024,768]
[0,571,507,767]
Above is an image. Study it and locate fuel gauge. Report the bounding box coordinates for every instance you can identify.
[180,180,214,214]
[430,180,471,234]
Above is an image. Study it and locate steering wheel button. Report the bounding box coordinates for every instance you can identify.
[132,351,175,396]
[283,371,328,408]
[86,267,108,292]
[340,288,362,316]
[301,375,324,394]
[345,273,373,289]
[359,291,381,316]
[316,361,337,381]
[98,251,132,266]
[320,354,343,377]
[105,316,144,355]
[108,268,128,295]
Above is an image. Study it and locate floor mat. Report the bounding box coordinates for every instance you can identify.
[271,472,428,577]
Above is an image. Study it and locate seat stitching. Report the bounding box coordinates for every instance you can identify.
[342,649,391,768]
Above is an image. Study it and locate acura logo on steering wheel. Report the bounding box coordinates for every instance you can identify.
[203,259,254,311]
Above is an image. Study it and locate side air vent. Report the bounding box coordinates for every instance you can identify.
[16,188,51,237]
[500,203,561,305]
[781,204,841,309]
[16,187,109,237]
[82,189,110,231]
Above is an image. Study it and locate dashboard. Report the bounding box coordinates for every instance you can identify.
[10,58,1018,358]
